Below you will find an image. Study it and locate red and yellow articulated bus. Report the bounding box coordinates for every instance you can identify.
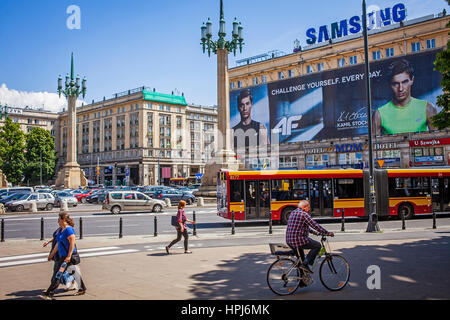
[217,168,450,224]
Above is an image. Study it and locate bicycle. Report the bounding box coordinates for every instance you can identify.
[267,236,350,295]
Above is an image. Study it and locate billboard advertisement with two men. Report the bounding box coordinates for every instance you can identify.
[230,49,443,150]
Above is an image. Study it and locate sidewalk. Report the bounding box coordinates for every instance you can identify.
[1,223,450,300]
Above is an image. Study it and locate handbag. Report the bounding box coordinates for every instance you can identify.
[171,210,186,227]
[61,241,81,265]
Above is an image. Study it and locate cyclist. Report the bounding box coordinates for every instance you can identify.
[286,200,334,273]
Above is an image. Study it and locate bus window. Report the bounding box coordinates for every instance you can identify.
[334,178,363,199]
[230,180,244,202]
[292,179,308,200]
[389,177,430,197]
[271,180,291,201]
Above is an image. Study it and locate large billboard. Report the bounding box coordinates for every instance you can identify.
[230,49,443,149]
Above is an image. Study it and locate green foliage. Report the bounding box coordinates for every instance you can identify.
[24,127,57,184]
[0,118,26,184]
[432,4,450,129]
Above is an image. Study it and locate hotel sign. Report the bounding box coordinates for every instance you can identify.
[306,3,407,45]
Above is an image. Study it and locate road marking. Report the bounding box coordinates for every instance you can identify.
[0,247,138,268]
[79,249,139,258]
[0,247,121,262]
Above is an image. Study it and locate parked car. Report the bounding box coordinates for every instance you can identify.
[143,186,173,198]
[151,189,196,205]
[0,187,34,198]
[75,189,99,203]
[5,193,55,212]
[0,190,32,200]
[53,192,78,207]
[86,190,107,204]
[0,192,31,205]
[103,191,166,214]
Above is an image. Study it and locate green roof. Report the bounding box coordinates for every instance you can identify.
[143,90,187,106]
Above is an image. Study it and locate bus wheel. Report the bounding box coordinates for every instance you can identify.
[398,204,414,220]
[281,207,295,225]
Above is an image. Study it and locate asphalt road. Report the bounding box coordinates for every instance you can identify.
[1,203,450,240]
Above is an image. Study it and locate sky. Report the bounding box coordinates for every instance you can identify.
[0,0,448,112]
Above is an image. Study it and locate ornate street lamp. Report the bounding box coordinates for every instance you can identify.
[197,0,243,190]
[58,53,87,99]
[200,0,244,57]
[54,52,88,188]
[0,103,8,120]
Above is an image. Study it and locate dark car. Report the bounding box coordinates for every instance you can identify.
[143,186,173,198]
[0,192,30,205]
[0,190,32,200]
[151,189,196,205]
[86,190,107,204]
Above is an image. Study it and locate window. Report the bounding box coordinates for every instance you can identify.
[307,65,313,73]
[136,193,147,200]
[159,105,164,110]
[124,193,136,200]
[317,63,324,72]
[306,154,329,167]
[427,39,436,49]
[372,50,381,60]
[288,70,295,78]
[237,81,242,88]
[278,72,285,80]
[338,152,362,165]
[252,77,259,85]
[271,180,291,201]
[385,47,394,58]
[166,106,170,111]
[261,75,267,83]
[412,42,421,53]
[230,82,235,90]
[349,55,358,65]
[111,193,122,200]
[388,177,430,197]
[338,58,346,68]
[334,178,364,199]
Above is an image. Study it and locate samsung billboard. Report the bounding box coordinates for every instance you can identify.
[230,49,443,150]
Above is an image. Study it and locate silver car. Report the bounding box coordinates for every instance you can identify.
[102,191,166,214]
[6,193,55,212]
[53,192,78,207]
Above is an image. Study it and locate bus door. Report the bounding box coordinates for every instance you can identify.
[309,179,333,216]
[244,180,271,219]
[432,178,450,212]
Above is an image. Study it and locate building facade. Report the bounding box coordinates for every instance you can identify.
[228,12,450,170]
[56,87,217,186]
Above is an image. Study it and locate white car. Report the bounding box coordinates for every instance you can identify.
[6,193,55,212]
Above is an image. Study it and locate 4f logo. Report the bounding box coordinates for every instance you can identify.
[272,115,303,136]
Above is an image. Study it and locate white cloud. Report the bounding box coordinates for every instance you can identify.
[0,83,86,113]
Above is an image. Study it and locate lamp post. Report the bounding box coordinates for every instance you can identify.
[55,52,88,189]
[199,0,243,190]
[362,0,380,232]
[0,104,8,120]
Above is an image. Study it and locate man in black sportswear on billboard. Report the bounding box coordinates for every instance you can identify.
[232,89,269,152]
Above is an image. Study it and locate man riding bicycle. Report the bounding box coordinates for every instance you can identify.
[286,200,334,273]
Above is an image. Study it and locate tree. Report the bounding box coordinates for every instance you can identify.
[0,117,26,185]
[24,127,57,185]
[432,2,450,129]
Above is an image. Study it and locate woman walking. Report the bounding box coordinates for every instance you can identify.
[39,213,86,300]
[166,200,196,254]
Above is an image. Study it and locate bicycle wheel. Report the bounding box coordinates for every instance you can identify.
[319,254,350,291]
[267,258,301,296]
